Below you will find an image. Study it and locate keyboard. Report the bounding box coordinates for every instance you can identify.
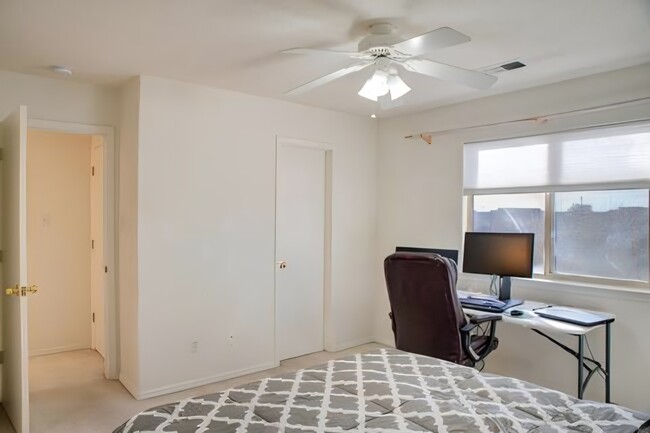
[459,297,507,313]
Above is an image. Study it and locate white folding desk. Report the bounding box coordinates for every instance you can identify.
[458,292,615,402]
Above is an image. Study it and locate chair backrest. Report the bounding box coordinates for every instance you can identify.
[384,252,468,363]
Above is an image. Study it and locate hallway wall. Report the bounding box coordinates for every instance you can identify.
[27,129,92,355]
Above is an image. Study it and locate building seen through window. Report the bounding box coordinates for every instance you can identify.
[472,190,649,282]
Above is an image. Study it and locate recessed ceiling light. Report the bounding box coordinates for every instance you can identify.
[371,114,377,119]
[50,65,73,76]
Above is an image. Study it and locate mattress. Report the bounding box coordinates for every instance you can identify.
[114,348,647,432]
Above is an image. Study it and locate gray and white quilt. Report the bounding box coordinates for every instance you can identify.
[114,348,647,432]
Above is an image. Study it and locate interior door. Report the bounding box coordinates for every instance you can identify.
[2,106,31,433]
[90,138,105,358]
[275,141,326,360]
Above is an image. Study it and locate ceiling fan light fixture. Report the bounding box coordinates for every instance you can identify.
[359,70,411,104]
[283,25,496,102]
[358,70,390,101]
[388,74,411,100]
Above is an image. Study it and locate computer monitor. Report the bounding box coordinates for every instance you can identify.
[462,232,534,308]
[395,246,459,263]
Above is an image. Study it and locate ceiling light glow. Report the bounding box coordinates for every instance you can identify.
[388,74,411,99]
[359,70,410,105]
[358,70,389,101]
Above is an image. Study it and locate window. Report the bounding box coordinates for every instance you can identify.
[553,190,648,281]
[464,122,650,286]
[473,193,545,274]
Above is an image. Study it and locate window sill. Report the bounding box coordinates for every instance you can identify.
[458,273,650,303]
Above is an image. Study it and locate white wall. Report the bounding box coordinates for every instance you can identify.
[27,130,92,356]
[0,70,119,396]
[374,63,650,413]
[128,76,377,397]
[118,77,141,394]
[0,70,119,126]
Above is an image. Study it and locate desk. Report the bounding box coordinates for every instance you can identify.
[459,292,615,403]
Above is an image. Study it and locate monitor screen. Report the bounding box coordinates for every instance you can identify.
[462,232,534,278]
[395,246,459,263]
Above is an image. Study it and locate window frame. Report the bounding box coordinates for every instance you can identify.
[465,187,650,289]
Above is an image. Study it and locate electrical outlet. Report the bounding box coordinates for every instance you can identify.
[228,335,234,345]
[191,341,199,353]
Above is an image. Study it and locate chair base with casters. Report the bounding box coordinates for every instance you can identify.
[384,252,501,368]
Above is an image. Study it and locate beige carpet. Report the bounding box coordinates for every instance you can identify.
[0,343,385,433]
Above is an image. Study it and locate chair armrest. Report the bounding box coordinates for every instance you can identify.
[460,314,501,333]
[470,314,502,324]
[460,314,501,366]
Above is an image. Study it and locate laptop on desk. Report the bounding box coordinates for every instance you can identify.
[535,307,614,327]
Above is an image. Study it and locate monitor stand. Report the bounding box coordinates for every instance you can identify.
[500,298,524,310]
[498,276,524,310]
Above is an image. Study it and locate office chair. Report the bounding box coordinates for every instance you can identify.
[384,252,501,367]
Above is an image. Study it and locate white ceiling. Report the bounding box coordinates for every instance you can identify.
[1,0,649,117]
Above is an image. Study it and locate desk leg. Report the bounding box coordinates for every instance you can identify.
[578,335,584,399]
[533,328,609,402]
[605,323,611,403]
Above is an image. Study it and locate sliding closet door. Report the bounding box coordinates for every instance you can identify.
[275,140,325,361]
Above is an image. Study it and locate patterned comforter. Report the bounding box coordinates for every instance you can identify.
[114,348,647,432]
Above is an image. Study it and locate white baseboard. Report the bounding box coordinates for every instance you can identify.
[120,340,386,401]
[373,336,395,348]
[327,336,375,353]
[29,344,90,357]
[136,361,277,400]
[119,374,140,400]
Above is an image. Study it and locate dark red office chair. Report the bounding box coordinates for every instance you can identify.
[384,252,501,367]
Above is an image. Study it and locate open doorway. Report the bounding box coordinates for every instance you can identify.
[26,129,103,358]
[27,129,113,418]
[24,125,117,403]
[0,109,118,431]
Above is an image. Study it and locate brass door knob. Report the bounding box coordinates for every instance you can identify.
[5,285,38,296]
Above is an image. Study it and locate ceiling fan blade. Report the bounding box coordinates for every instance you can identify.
[393,27,470,57]
[284,63,373,96]
[281,48,367,59]
[404,58,497,90]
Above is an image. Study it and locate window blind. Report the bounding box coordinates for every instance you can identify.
[463,122,650,194]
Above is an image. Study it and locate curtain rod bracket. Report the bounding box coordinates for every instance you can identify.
[404,133,433,145]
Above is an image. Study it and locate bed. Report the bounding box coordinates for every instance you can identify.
[114,348,647,432]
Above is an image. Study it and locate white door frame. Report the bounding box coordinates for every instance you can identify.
[90,138,105,357]
[274,136,334,366]
[27,118,118,380]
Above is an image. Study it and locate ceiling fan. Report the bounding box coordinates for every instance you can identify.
[282,23,497,109]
